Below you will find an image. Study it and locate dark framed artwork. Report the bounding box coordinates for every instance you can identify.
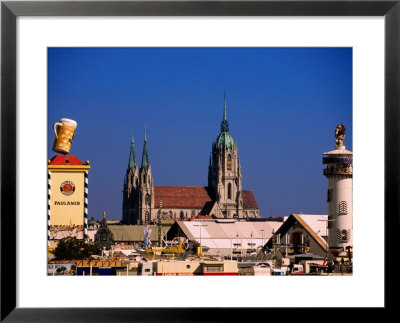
[1,0,398,321]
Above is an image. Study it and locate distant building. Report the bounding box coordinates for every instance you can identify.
[48,225,97,248]
[166,219,278,257]
[94,214,114,250]
[122,95,260,224]
[93,212,174,249]
[108,222,174,246]
[265,213,329,259]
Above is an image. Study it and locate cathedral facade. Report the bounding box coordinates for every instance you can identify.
[122,97,260,225]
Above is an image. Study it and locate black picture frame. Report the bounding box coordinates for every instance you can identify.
[1,0,398,321]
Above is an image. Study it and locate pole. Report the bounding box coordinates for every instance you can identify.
[230,238,232,260]
[200,225,202,246]
[260,229,264,247]
[285,233,288,257]
[250,231,253,253]
[194,224,208,255]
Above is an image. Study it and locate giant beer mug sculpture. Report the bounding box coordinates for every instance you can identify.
[52,118,77,154]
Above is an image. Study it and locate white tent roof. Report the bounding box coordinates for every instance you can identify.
[178,220,282,248]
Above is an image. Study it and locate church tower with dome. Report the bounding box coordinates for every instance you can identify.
[122,94,259,224]
[208,94,244,218]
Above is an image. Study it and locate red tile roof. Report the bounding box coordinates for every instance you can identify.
[154,186,213,209]
[49,155,85,165]
[154,186,259,211]
[242,191,259,209]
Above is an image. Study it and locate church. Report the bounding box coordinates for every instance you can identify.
[122,96,260,225]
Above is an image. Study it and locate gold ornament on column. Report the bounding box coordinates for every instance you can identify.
[335,124,346,148]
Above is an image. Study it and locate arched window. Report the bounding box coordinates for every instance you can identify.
[228,183,232,200]
[227,154,232,170]
[145,194,150,206]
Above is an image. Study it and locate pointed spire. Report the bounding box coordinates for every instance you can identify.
[223,91,227,121]
[220,91,229,132]
[129,130,136,171]
[141,124,149,169]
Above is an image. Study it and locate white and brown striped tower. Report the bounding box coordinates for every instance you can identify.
[322,124,353,257]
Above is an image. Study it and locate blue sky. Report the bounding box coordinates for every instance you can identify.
[48,48,352,220]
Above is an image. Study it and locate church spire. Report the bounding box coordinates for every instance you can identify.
[220,91,229,132]
[141,125,149,169]
[223,91,227,121]
[129,131,136,171]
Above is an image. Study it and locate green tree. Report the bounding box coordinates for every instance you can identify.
[54,236,98,260]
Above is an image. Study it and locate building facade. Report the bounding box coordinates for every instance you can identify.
[122,96,260,225]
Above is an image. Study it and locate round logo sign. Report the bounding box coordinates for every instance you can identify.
[60,181,75,196]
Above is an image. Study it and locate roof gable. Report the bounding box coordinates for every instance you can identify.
[267,214,328,252]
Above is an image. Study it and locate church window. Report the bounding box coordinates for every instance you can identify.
[145,194,150,206]
[227,154,232,170]
[228,183,232,200]
[148,175,150,184]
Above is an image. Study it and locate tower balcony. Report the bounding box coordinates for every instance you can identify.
[323,166,353,176]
